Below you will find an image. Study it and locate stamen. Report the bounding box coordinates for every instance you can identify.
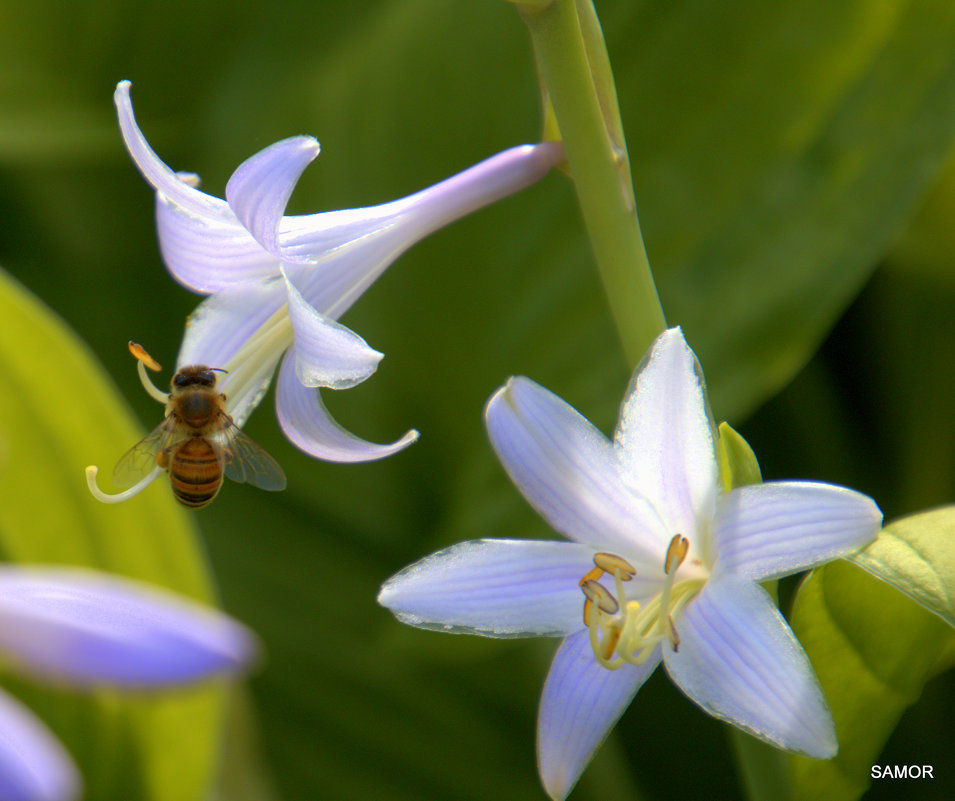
[86,465,162,504]
[668,615,681,652]
[665,534,689,574]
[217,304,294,425]
[128,341,161,371]
[580,579,619,615]
[582,598,594,627]
[580,536,704,667]
[600,624,623,662]
[594,552,636,580]
[579,566,604,586]
[129,342,169,404]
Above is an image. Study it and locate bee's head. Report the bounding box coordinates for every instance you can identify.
[172,365,226,389]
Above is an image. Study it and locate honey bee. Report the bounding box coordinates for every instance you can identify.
[113,364,286,508]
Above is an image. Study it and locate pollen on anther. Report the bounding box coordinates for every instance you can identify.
[580,579,619,615]
[128,341,161,371]
[664,535,689,575]
[594,552,636,580]
[579,566,604,586]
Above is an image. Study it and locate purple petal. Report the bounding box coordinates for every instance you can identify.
[485,377,669,569]
[712,481,883,581]
[281,213,409,318]
[275,351,417,462]
[663,575,836,758]
[176,281,289,427]
[377,539,596,637]
[114,81,231,222]
[381,142,564,245]
[538,630,660,801]
[283,270,382,389]
[0,691,80,801]
[0,567,256,687]
[155,189,279,293]
[226,137,320,265]
[615,327,719,542]
[177,281,287,370]
[279,142,564,318]
[115,81,280,293]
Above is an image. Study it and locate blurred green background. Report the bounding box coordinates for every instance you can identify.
[2,1,955,799]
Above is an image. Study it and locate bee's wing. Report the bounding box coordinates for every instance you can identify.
[218,418,287,491]
[112,417,186,489]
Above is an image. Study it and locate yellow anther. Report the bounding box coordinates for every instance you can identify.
[579,566,605,586]
[593,552,637,580]
[601,624,623,661]
[664,534,689,575]
[580,579,619,615]
[128,341,161,371]
[580,537,703,669]
[583,598,594,627]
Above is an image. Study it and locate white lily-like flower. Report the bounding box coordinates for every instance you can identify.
[0,565,256,801]
[378,327,883,800]
[113,80,563,469]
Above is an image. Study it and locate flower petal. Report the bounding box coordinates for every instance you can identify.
[0,690,81,801]
[279,142,565,318]
[226,136,320,265]
[114,81,231,223]
[283,269,382,389]
[663,575,836,758]
[485,377,669,567]
[155,189,280,293]
[538,629,660,801]
[615,327,719,541]
[377,539,596,637]
[115,81,279,293]
[0,567,256,687]
[712,481,883,581]
[177,280,287,370]
[275,351,417,462]
[176,280,289,428]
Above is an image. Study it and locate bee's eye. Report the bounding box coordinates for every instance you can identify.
[173,373,191,388]
[198,370,217,385]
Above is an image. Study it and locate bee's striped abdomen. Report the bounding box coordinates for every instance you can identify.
[169,438,223,509]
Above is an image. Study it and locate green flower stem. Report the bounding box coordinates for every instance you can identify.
[518,0,666,366]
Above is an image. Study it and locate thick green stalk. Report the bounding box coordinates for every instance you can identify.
[519,0,666,366]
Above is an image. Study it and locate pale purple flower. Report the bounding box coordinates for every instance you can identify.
[0,565,256,800]
[109,81,562,474]
[378,327,882,800]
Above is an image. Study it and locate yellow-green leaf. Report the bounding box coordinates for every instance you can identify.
[848,506,955,628]
[0,267,228,801]
[718,421,763,491]
[789,559,955,801]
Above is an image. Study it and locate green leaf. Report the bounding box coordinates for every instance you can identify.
[849,506,955,628]
[886,147,955,282]
[788,559,955,801]
[617,0,955,419]
[718,421,763,491]
[0,267,237,801]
